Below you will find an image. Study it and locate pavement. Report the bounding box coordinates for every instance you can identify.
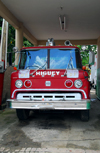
[0,147,100,153]
[1,89,100,153]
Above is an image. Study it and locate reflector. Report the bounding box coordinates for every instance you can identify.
[65,80,73,88]
[24,80,32,88]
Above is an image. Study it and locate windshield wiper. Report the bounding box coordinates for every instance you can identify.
[67,56,74,69]
[64,52,74,76]
[30,60,47,76]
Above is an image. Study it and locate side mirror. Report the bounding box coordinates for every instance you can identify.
[13,47,18,53]
[89,51,95,65]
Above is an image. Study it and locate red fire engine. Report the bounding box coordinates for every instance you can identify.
[7,39,90,121]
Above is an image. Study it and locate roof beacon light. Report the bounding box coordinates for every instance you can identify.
[64,40,72,46]
[46,38,55,46]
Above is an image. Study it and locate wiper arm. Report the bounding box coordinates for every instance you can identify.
[32,64,42,68]
[64,53,74,76]
[67,56,74,69]
[30,61,47,76]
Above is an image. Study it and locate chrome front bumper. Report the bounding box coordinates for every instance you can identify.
[7,99,90,110]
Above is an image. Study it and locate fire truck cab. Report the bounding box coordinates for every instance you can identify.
[7,39,90,121]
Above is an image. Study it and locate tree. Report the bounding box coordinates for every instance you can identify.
[7,24,33,52]
[0,17,33,62]
[23,37,33,47]
[77,45,97,66]
[0,16,33,53]
[0,17,3,37]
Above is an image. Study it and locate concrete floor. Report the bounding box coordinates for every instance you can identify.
[0,89,100,152]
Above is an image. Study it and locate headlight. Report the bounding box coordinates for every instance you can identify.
[74,79,82,88]
[15,80,23,88]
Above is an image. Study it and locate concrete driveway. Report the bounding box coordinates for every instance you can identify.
[0,89,100,153]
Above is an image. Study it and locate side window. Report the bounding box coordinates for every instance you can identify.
[75,49,82,68]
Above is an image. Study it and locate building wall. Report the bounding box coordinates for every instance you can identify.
[2,66,14,104]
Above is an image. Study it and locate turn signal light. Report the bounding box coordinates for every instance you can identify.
[82,66,86,70]
[65,80,73,88]
[24,80,32,88]
[13,67,17,70]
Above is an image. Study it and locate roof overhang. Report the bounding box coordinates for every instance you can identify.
[0,0,100,45]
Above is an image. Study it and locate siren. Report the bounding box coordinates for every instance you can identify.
[64,40,72,46]
[46,38,55,46]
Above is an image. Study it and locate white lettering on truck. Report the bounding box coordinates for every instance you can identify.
[36,71,60,76]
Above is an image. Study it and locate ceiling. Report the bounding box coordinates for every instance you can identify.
[1,0,100,41]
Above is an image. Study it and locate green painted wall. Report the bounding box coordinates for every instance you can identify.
[97,68,100,99]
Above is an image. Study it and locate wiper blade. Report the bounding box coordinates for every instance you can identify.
[64,52,74,76]
[30,61,47,76]
[67,56,74,69]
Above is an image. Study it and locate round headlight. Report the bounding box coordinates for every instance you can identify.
[15,80,23,88]
[74,79,82,88]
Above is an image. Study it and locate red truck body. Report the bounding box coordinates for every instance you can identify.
[11,69,90,100]
[0,73,4,107]
[7,43,90,121]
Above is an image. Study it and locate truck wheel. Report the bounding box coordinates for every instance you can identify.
[80,110,89,121]
[16,109,30,120]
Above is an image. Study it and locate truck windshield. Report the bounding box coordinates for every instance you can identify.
[18,48,82,69]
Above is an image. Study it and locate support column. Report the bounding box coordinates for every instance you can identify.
[0,19,8,109]
[96,36,100,98]
[15,23,23,66]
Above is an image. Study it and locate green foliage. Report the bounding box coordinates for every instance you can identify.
[77,45,97,66]
[0,16,33,50]
[0,17,33,62]
[7,25,33,53]
[0,17,3,37]
[23,37,33,47]
[8,24,15,52]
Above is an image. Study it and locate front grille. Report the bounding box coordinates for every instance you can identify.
[17,93,81,101]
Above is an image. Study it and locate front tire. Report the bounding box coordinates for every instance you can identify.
[80,110,89,121]
[16,109,30,120]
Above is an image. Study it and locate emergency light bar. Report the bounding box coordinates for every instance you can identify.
[64,40,72,46]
